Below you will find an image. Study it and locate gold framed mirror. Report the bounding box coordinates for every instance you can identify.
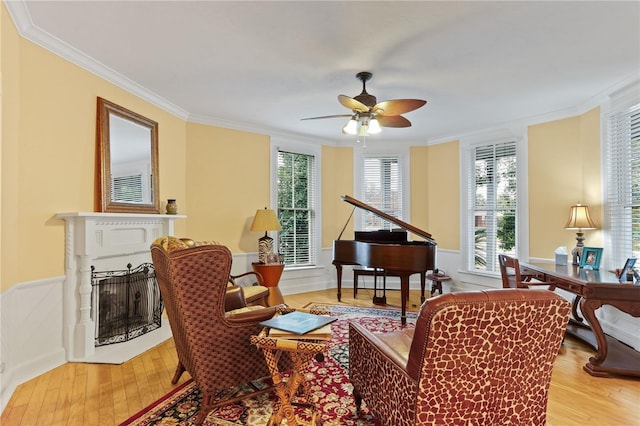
[96,97,160,213]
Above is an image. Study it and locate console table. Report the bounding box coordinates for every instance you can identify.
[520,262,640,378]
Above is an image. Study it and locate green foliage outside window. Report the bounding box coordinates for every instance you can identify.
[277,151,315,266]
[473,142,517,270]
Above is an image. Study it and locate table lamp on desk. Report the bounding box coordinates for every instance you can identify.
[564,203,597,265]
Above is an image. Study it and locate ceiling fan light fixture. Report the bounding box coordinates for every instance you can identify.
[343,118,358,135]
[303,72,426,146]
[368,118,382,134]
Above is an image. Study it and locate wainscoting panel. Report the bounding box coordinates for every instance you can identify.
[0,276,67,412]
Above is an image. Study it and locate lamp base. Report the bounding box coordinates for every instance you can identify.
[257,233,273,264]
[572,231,585,266]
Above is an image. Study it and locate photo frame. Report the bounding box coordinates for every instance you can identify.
[579,247,603,270]
[620,258,637,281]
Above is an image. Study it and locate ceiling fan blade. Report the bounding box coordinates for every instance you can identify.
[338,95,370,113]
[377,115,412,128]
[374,99,426,116]
[301,114,352,121]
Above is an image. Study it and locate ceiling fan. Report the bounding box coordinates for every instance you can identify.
[302,71,427,144]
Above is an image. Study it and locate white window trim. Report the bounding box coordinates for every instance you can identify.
[602,80,640,267]
[353,145,411,231]
[270,138,322,268]
[459,129,528,275]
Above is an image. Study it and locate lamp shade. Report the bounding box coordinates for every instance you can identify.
[250,208,282,232]
[564,204,597,230]
[342,119,358,135]
[368,118,382,134]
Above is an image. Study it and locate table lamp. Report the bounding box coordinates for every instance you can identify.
[565,203,597,265]
[250,207,282,263]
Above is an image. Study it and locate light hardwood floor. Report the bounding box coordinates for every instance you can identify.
[2,288,639,425]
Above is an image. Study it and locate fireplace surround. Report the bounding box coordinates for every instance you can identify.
[57,212,184,363]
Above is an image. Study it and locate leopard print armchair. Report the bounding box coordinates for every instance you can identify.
[349,289,570,426]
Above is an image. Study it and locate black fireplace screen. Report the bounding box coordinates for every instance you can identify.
[91,263,163,347]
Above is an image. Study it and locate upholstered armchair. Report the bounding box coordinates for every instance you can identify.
[349,289,570,426]
[150,239,289,424]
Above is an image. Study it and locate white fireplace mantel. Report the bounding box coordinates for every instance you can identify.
[57,212,184,362]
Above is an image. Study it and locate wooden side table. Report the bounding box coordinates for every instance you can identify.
[251,310,329,425]
[252,262,285,306]
[426,273,451,297]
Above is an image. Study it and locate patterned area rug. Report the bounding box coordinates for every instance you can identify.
[120,304,417,425]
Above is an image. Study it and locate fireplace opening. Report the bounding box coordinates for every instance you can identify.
[91,263,163,347]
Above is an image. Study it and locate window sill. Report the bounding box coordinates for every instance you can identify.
[282,265,325,280]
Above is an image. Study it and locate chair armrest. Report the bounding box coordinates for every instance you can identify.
[349,322,419,422]
[349,322,412,372]
[225,285,246,312]
[226,306,279,323]
[230,271,263,287]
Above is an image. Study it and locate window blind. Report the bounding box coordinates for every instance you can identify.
[361,156,403,231]
[111,174,144,203]
[277,150,316,266]
[606,102,640,266]
[467,142,517,272]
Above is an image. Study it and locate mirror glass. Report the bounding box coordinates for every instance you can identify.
[96,97,160,213]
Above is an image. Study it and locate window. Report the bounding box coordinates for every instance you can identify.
[467,142,517,272]
[606,97,640,267]
[361,156,403,230]
[277,150,316,266]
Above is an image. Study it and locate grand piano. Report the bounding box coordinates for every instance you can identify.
[333,195,437,324]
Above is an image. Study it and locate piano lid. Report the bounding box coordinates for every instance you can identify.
[341,195,435,243]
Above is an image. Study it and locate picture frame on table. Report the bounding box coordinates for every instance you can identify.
[620,258,637,282]
[579,247,603,270]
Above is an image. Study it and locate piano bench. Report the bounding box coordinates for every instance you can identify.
[353,267,386,299]
[426,273,451,296]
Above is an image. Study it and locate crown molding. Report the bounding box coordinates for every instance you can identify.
[6,1,636,147]
[4,0,190,120]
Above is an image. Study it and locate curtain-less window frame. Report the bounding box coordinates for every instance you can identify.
[358,155,405,231]
[461,132,528,276]
[271,140,321,268]
[604,82,640,267]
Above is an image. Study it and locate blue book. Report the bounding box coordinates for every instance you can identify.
[260,311,336,335]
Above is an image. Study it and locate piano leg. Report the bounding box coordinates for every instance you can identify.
[335,264,343,302]
[400,274,410,325]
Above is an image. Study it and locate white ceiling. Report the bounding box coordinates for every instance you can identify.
[7,1,640,146]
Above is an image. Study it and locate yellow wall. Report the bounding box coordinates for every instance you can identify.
[413,141,460,250]
[1,2,21,292]
[184,123,270,252]
[1,0,609,292]
[1,6,187,290]
[321,145,354,247]
[528,107,601,259]
[410,146,429,238]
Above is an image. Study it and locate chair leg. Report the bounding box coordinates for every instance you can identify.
[194,394,212,425]
[353,387,363,414]
[171,362,186,385]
